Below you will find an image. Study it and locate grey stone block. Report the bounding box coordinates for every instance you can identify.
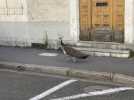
[113,74,134,86]
[68,69,112,81]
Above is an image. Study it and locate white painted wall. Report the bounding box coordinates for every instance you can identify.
[0,22,69,48]
[125,0,134,44]
[0,0,71,48]
[69,0,80,42]
[0,0,28,21]
[27,0,70,22]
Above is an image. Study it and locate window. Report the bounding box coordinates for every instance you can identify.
[0,0,27,21]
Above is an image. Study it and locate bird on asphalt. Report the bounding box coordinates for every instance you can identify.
[59,37,89,62]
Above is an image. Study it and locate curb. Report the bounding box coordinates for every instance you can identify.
[0,61,134,86]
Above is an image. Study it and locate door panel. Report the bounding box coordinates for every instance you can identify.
[113,0,124,42]
[92,0,112,28]
[79,0,124,42]
[113,0,124,31]
[79,0,91,41]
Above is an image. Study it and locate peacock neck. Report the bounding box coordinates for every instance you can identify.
[60,39,64,46]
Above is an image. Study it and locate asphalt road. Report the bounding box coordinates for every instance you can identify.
[0,69,134,100]
[0,47,134,76]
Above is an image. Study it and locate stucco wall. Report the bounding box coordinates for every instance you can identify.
[0,0,71,48]
[0,0,28,21]
[125,0,134,44]
[27,0,70,22]
[0,22,69,48]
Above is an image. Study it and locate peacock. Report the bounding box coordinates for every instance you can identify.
[59,37,89,62]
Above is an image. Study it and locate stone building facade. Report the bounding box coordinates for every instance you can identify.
[0,0,134,50]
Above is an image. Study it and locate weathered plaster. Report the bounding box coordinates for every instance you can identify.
[125,0,134,44]
[0,0,70,48]
[27,0,70,22]
[69,0,80,42]
[0,0,28,21]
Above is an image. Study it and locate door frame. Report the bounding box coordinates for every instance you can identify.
[69,0,134,44]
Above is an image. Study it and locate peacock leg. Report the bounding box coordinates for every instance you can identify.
[72,57,77,63]
[65,56,71,61]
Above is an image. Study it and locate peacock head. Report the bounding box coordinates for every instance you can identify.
[58,34,64,46]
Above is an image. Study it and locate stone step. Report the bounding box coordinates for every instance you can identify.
[74,47,130,58]
[74,42,130,58]
[76,41,127,50]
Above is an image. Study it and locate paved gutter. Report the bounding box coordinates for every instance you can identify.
[0,61,134,87]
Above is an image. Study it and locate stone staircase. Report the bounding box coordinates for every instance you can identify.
[74,41,130,58]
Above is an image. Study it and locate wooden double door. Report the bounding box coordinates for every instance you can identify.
[80,0,124,42]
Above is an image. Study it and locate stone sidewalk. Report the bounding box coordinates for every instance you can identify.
[0,46,134,86]
[0,47,134,76]
[0,46,134,76]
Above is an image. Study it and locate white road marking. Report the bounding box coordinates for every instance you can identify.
[29,79,77,100]
[38,53,58,57]
[51,87,134,100]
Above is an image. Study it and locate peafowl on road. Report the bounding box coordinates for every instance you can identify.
[59,37,89,62]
